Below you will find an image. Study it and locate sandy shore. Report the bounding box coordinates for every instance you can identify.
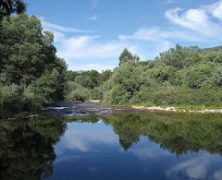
[132,105,222,114]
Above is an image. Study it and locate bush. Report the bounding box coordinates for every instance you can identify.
[0,84,23,112]
[64,81,90,102]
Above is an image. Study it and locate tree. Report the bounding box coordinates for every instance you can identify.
[65,70,78,82]
[100,70,112,82]
[101,45,222,107]
[160,45,201,69]
[0,0,26,16]
[74,70,100,89]
[64,81,90,102]
[0,14,66,112]
[106,61,143,104]
[119,48,135,66]
[186,63,213,89]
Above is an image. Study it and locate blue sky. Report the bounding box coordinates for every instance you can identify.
[27,0,222,71]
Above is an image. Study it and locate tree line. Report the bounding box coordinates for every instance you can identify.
[66,46,222,108]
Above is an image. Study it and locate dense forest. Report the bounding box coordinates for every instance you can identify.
[66,46,222,108]
[1,1,222,113]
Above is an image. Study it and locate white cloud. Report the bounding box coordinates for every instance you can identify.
[68,64,115,72]
[119,27,204,42]
[88,16,97,21]
[165,1,222,39]
[40,0,222,71]
[40,18,94,42]
[57,35,137,60]
[41,18,93,34]
[56,123,118,153]
[118,26,210,59]
[130,146,171,160]
[119,28,160,41]
[121,1,222,45]
[166,156,209,179]
[165,8,220,37]
[214,169,222,180]
[207,0,222,20]
[40,18,140,71]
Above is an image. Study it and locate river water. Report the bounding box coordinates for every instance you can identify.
[1,103,222,180]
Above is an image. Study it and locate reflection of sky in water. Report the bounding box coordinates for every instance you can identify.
[47,121,222,180]
[166,153,222,180]
[55,122,118,154]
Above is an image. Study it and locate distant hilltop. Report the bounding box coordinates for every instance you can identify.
[201,45,222,52]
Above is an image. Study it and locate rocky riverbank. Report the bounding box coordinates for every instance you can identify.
[132,105,222,114]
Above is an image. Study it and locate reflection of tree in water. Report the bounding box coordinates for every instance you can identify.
[102,113,222,155]
[102,113,152,151]
[108,114,141,151]
[0,118,66,180]
[159,136,195,156]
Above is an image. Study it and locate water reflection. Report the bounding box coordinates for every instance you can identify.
[0,118,66,180]
[101,113,222,155]
[1,112,222,179]
[56,122,119,154]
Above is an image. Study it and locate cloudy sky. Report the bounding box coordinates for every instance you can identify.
[28,0,222,71]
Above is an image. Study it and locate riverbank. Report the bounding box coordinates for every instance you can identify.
[131,105,222,114]
[2,102,222,120]
[90,100,222,114]
[0,112,41,120]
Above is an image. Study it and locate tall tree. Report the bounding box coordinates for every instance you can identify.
[0,14,67,112]
[119,48,135,66]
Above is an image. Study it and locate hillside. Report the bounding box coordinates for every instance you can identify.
[201,45,222,52]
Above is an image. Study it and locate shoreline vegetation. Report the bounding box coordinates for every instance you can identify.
[64,46,222,111]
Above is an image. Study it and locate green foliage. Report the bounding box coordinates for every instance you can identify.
[2,13,222,111]
[101,46,222,106]
[106,62,143,104]
[100,70,112,82]
[0,0,26,16]
[119,48,137,65]
[24,70,62,110]
[90,86,103,100]
[65,70,78,82]
[74,70,100,89]
[160,45,201,69]
[0,14,66,112]
[185,63,213,89]
[0,84,23,112]
[64,70,113,102]
[65,81,90,102]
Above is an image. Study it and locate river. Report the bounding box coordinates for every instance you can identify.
[1,103,222,180]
